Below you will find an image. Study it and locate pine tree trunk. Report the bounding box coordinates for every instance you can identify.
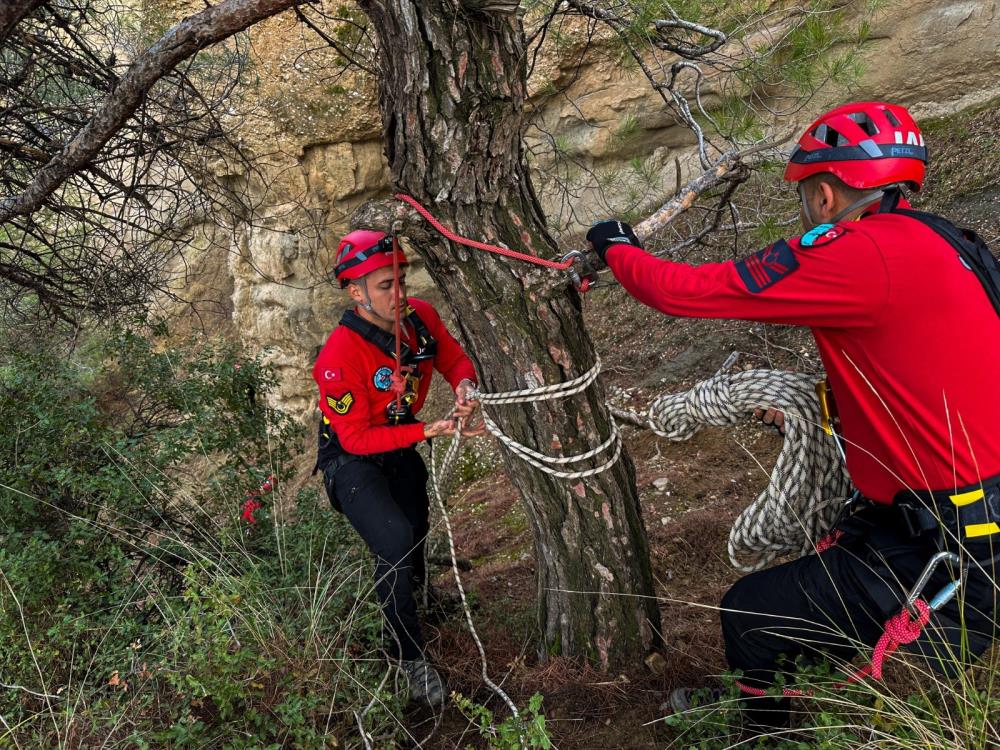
[358,0,661,669]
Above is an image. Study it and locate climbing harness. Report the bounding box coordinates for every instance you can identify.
[338,302,437,425]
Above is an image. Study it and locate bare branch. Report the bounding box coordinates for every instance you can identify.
[0,0,47,43]
[635,131,795,241]
[0,0,303,225]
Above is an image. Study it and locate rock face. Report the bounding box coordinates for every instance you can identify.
[157,1,1000,419]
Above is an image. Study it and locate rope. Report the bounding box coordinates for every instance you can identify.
[469,358,623,481]
[734,599,932,698]
[625,367,852,572]
[427,420,522,724]
[395,194,575,272]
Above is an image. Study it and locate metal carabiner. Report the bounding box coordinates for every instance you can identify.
[905,550,963,616]
[560,250,597,293]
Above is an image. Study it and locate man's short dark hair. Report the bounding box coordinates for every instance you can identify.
[800,172,876,202]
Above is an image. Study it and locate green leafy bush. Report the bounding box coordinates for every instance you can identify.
[0,327,403,748]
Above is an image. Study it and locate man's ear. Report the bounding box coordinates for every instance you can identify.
[817,180,837,211]
[346,281,363,304]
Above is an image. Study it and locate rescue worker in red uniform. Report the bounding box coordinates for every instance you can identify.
[587,101,1000,729]
[313,229,481,707]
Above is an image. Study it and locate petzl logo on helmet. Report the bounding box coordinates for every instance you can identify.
[326,392,354,415]
[800,223,846,248]
[736,240,800,293]
[373,366,393,391]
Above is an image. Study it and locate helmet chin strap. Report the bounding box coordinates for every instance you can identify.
[799,183,889,231]
[356,278,401,327]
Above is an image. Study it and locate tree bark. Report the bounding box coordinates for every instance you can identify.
[358,0,661,669]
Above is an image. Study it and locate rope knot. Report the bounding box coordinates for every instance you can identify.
[870,599,930,679]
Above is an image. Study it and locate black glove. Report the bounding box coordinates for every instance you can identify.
[586,220,643,263]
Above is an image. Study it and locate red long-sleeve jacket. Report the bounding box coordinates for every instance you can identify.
[312,297,477,455]
[607,208,1000,503]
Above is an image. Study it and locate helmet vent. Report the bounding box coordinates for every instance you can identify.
[847,111,880,136]
[812,123,849,147]
[883,109,901,127]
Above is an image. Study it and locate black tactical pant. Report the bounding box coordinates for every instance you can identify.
[721,504,1000,729]
[324,447,430,661]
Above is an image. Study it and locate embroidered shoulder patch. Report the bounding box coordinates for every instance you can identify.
[326,392,354,415]
[735,240,800,293]
[373,366,393,391]
[800,223,846,248]
[321,367,342,382]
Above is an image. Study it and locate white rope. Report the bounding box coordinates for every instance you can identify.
[460,354,849,574]
[470,357,602,405]
[427,422,522,724]
[629,366,853,572]
[468,358,622,481]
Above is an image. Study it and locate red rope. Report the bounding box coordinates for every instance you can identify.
[814,528,844,553]
[391,233,405,410]
[734,598,931,698]
[395,193,576,272]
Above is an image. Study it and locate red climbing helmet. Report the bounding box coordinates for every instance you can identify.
[784,101,927,191]
[333,229,408,288]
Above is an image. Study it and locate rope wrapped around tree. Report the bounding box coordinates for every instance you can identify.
[627,366,853,572]
[462,355,851,572]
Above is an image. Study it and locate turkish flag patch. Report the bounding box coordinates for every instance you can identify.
[321,367,342,382]
[735,240,800,293]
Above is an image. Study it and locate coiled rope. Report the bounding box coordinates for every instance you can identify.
[460,355,851,571]
[629,366,852,572]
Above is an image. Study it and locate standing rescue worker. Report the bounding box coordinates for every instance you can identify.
[587,101,1000,730]
[313,229,481,707]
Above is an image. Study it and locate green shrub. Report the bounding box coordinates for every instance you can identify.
[0,327,403,748]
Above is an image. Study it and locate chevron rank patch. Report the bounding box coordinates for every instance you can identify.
[735,240,800,293]
[326,392,354,415]
[800,223,846,248]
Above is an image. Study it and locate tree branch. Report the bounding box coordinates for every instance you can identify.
[0,0,47,44]
[634,131,795,242]
[0,0,303,226]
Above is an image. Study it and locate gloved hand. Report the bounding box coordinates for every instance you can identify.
[586,219,643,263]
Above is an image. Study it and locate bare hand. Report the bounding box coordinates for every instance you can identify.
[754,407,786,435]
[456,417,487,437]
[454,379,480,420]
[423,418,458,439]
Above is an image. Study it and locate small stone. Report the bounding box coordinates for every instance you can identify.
[660,516,671,526]
[652,478,669,491]
[644,651,667,675]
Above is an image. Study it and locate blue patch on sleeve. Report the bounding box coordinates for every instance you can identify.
[800,223,846,248]
[735,240,800,293]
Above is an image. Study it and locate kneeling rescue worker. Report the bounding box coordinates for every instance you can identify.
[587,101,1000,730]
[312,229,482,707]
